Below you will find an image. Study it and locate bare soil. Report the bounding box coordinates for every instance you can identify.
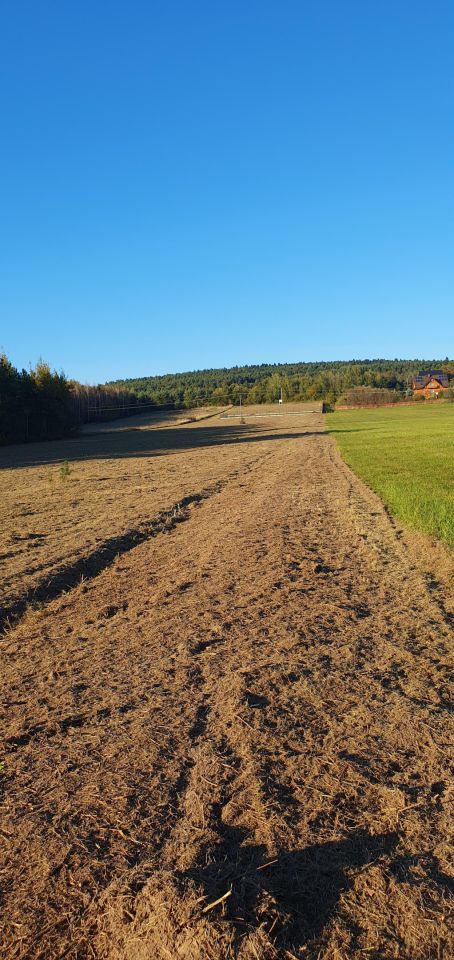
[1,405,452,959]
[0,406,274,621]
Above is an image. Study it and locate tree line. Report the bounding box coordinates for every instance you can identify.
[0,355,76,445]
[108,358,453,408]
[0,355,137,445]
[1,355,452,445]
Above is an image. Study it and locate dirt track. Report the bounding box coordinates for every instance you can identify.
[1,409,453,959]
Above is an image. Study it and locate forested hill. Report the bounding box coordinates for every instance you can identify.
[2,355,453,445]
[107,358,453,407]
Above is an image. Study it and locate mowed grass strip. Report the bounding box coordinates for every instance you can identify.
[326,402,454,548]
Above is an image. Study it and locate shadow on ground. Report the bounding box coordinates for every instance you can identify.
[0,422,323,470]
[179,820,399,955]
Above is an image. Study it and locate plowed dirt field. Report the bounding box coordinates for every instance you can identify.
[1,406,453,959]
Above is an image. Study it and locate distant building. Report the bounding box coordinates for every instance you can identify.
[411,370,449,398]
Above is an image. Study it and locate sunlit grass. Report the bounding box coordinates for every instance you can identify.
[326,403,454,548]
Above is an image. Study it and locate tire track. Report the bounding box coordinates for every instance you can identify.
[0,445,278,639]
[1,417,452,960]
[0,485,223,637]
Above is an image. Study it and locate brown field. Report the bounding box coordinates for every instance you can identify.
[1,403,453,960]
[0,406,235,621]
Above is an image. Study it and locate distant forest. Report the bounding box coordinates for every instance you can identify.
[108,358,454,408]
[2,355,453,445]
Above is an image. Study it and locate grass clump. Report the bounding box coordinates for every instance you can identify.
[326,402,454,549]
[60,460,71,481]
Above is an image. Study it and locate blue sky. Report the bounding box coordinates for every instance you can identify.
[0,1,453,383]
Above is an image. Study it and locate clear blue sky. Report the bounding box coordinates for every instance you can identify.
[1,1,453,383]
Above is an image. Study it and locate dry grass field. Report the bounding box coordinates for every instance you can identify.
[1,403,453,960]
[0,406,235,622]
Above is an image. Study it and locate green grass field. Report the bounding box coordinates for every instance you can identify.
[326,402,454,549]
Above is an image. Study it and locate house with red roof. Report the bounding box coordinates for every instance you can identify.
[411,370,449,398]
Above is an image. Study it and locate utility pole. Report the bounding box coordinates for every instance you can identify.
[239,392,246,423]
